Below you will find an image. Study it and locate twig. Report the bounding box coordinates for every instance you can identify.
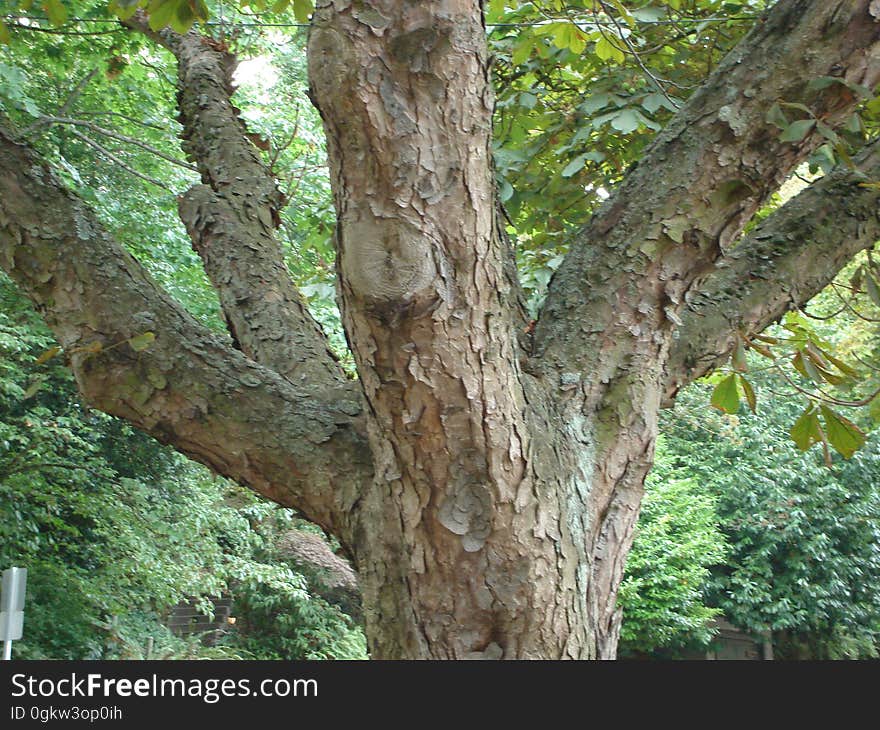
[137,58,177,89]
[79,110,168,132]
[1,460,111,481]
[32,116,196,172]
[69,130,169,189]
[850,351,880,374]
[269,110,300,173]
[830,282,880,323]
[799,302,848,321]
[773,361,880,408]
[23,68,99,136]
[7,21,125,36]
[593,0,681,109]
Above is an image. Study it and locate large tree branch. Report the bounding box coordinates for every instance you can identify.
[534,0,880,382]
[126,16,347,390]
[0,125,372,544]
[663,139,880,403]
[523,2,880,630]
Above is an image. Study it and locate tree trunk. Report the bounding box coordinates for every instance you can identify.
[304,0,880,659]
[304,0,650,659]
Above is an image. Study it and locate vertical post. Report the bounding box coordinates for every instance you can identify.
[761,630,774,661]
[0,567,27,661]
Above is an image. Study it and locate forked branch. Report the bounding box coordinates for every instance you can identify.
[0,125,372,544]
[125,15,349,391]
[664,139,880,402]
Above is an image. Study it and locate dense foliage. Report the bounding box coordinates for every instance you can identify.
[617,457,727,655]
[670,385,880,658]
[620,379,880,659]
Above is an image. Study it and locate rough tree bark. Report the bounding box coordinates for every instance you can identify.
[665,139,880,403]
[1,0,879,659]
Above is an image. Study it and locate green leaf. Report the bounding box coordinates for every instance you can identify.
[549,22,572,51]
[731,339,748,372]
[820,350,858,378]
[43,0,69,27]
[820,406,865,459]
[779,101,814,116]
[23,375,46,400]
[607,0,635,26]
[866,273,880,307]
[109,0,140,20]
[869,394,880,423]
[754,333,781,345]
[809,143,837,174]
[747,340,774,360]
[561,154,588,178]
[292,0,313,22]
[595,36,625,64]
[580,93,610,114]
[765,103,789,130]
[610,108,639,133]
[171,0,196,33]
[804,345,843,384]
[193,0,210,21]
[779,119,816,143]
[790,407,823,452]
[792,351,822,384]
[801,355,825,384]
[851,264,865,292]
[834,142,855,170]
[807,76,872,99]
[498,177,514,202]
[35,346,61,365]
[845,113,863,134]
[815,121,840,145]
[711,374,740,414]
[519,91,537,110]
[148,0,178,31]
[0,22,10,45]
[807,76,845,91]
[511,39,533,67]
[567,28,586,55]
[631,7,666,22]
[129,332,156,352]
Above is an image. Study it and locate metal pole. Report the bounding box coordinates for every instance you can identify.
[1,567,27,660]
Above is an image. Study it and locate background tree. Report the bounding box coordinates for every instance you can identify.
[619,387,880,660]
[1,0,880,659]
[655,384,880,659]
[616,452,728,656]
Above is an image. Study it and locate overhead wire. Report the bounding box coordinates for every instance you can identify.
[3,13,760,31]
